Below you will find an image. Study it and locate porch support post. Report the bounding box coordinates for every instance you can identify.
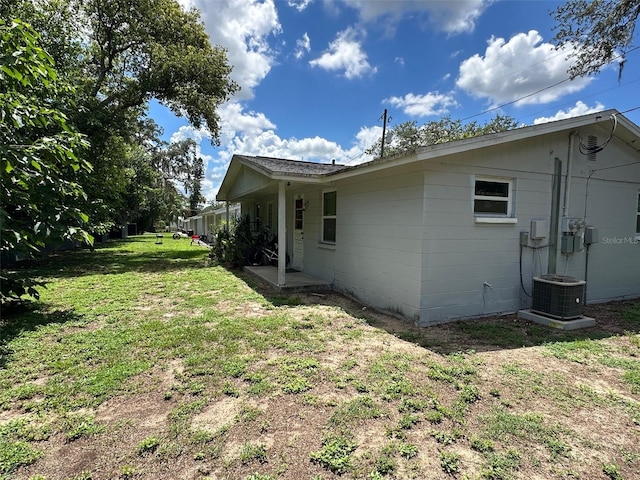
[277,181,286,285]
[225,202,230,229]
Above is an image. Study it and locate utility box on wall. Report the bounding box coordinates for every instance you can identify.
[561,234,583,253]
[532,275,586,320]
[530,220,547,240]
[584,226,599,245]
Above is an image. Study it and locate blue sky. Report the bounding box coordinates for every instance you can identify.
[152,0,640,202]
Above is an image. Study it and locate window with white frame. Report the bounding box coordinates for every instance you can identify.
[473,177,513,216]
[322,190,337,243]
[266,202,273,230]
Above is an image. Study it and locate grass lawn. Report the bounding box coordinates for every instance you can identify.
[1,234,639,480]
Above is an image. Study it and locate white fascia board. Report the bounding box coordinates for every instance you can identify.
[270,174,332,184]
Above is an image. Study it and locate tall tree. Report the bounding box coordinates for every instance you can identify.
[552,0,640,78]
[1,20,91,302]
[2,0,239,139]
[366,115,520,159]
[186,155,205,217]
[3,0,238,229]
[121,129,200,231]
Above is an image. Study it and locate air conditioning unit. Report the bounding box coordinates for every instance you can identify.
[531,275,585,320]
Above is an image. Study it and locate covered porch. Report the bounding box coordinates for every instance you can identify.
[216,154,344,288]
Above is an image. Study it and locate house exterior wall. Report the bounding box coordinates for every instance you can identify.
[418,138,557,324]
[330,165,425,321]
[269,128,638,326]
[417,128,639,325]
[228,166,274,199]
[553,127,640,303]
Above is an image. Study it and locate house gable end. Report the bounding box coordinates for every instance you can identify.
[226,164,276,200]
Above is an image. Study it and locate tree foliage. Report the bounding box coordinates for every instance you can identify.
[366,114,520,158]
[2,0,238,232]
[1,19,91,302]
[552,0,640,78]
[186,155,205,218]
[2,0,239,141]
[77,0,238,140]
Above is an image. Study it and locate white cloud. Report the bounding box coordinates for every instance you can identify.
[341,0,490,34]
[170,125,210,144]
[228,130,361,163]
[533,101,605,124]
[288,0,312,12]
[182,0,281,100]
[295,32,311,59]
[385,92,458,117]
[309,27,377,79]
[219,103,277,137]
[457,30,592,106]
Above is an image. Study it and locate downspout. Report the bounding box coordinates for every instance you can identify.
[563,132,577,218]
[277,181,286,286]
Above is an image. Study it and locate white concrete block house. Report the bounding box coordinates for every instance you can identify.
[182,203,241,236]
[217,110,640,325]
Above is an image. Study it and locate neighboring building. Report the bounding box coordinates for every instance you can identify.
[217,110,640,325]
[182,204,241,236]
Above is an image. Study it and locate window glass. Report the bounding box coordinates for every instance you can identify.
[474,199,508,215]
[323,219,336,243]
[474,178,512,216]
[323,191,336,216]
[266,203,273,229]
[322,190,337,243]
[294,199,303,230]
[475,180,509,198]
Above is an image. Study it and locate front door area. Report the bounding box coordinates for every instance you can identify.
[292,196,304,269]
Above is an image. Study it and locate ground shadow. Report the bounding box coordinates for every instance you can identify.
[234,267,640,354]
[0,303,85,369]
[8,237,211,281]
[364,300,639,354]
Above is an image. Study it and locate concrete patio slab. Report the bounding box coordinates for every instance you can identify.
[517,309,596,330]
[244,266,332,292]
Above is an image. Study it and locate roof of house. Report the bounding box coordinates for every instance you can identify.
[217,110,640,202]
[233,155,346,177]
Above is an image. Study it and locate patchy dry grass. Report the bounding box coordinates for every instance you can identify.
[1,234,639,480]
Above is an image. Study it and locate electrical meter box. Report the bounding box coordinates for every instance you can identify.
[562,217,585,233]
[561,234,583,253]
[584,226,599,245]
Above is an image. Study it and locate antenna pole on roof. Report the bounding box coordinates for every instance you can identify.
[380,109,391,158]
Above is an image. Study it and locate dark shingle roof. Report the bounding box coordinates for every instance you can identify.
[235,155,346,177]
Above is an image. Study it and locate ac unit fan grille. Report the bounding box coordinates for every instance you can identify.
[531,275,585,320]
